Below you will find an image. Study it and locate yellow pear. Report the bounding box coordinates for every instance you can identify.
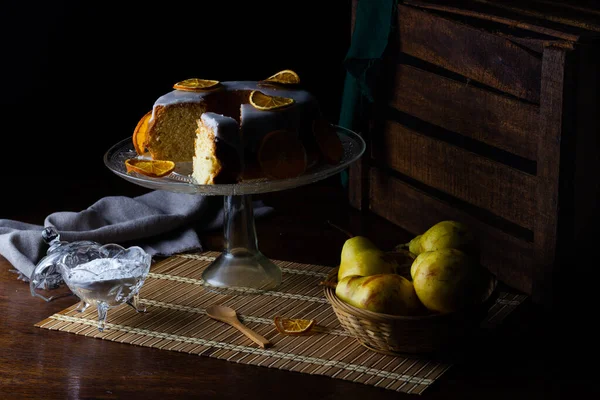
[338,236,397,281]
[414,220,478,257]
[340,236,378,263]
[335,274,424,315]
[411,248,489,313]
[410,249,437,280]
[408,234,422,255]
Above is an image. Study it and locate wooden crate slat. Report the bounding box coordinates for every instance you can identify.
[466,0,600,32]
[348,157,368,211]
[532,46,567,305]
[397,4,543,103]
[493,33,551,54]
[372,119,537,230]
[403,0,588,40]
[369,168,533,294]
[388,64,541,161]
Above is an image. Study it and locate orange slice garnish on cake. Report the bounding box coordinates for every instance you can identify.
[274,316,315,335]
[260,69,301,85]
[173,78,220,92]
[125,159,175,177]
[312,118,344,165]
[132,110,152,155]
[249,90,295,111]
[258,130,307,179]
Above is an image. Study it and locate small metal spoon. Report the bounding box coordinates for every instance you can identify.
[206,304,272,349]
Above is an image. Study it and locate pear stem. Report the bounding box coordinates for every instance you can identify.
[394,243,409,251]
[326,220,354,239]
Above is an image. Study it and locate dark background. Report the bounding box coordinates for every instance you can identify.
[0,1,353,220]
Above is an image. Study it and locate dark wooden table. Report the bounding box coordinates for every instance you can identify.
[1,176,596,399]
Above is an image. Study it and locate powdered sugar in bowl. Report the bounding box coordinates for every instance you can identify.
[58,244,151,332]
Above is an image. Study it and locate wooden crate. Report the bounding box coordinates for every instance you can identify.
[348,0,600,307]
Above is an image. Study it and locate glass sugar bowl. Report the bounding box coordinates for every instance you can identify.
[29,227,152,331]
[56,242,151,332]
[58,242,151,332]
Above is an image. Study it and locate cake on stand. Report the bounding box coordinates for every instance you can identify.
[104,125,365,292]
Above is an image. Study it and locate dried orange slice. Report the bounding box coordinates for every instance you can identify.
[249,90,295,111]
[312,118,344,165]
[258,130,307,179]
[132,110,152,155]
[260,69,301,85]
[173,78,220,91]
[125,159,175,177]
[274,316,315,335]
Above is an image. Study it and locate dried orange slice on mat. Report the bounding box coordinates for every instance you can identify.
[125,159,175,177]
[132,110,152,155]
[249,90,295,111]
[258,130,307,179]
[274,316,315,335]
[260,69,301,85]
[173,78,220,91]
[312,118,344,165]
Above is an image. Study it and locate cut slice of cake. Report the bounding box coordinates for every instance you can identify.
[192,112,242,185]
[146,102,208,161]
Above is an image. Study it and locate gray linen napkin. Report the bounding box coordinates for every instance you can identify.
[0,190,273,280]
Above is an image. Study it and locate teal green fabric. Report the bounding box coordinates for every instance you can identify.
[338,0,397,187]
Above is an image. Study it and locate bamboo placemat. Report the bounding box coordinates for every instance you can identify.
[35,251,527,395]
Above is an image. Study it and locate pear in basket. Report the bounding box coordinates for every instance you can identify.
[399,220,479,258]
[335,274,424,315]
[411,248,491,314]
[337,236,398,281]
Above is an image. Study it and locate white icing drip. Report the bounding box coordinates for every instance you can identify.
[201,112,242,154]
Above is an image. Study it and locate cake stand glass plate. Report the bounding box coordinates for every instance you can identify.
[104,125,365,292]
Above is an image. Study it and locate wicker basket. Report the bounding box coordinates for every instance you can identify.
[323,267,498,355]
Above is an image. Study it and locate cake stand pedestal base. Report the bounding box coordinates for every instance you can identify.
[201,194,281,292]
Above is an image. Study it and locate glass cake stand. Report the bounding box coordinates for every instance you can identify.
[104,125,365,292]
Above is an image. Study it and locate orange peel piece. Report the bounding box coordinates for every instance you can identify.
[260,69,301,85]
[274,316,315,335]
[258,130,307,179]
[132,110,152,155]
[249,90,294,111]
[173,78,220,92]
[125,159,175,178]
